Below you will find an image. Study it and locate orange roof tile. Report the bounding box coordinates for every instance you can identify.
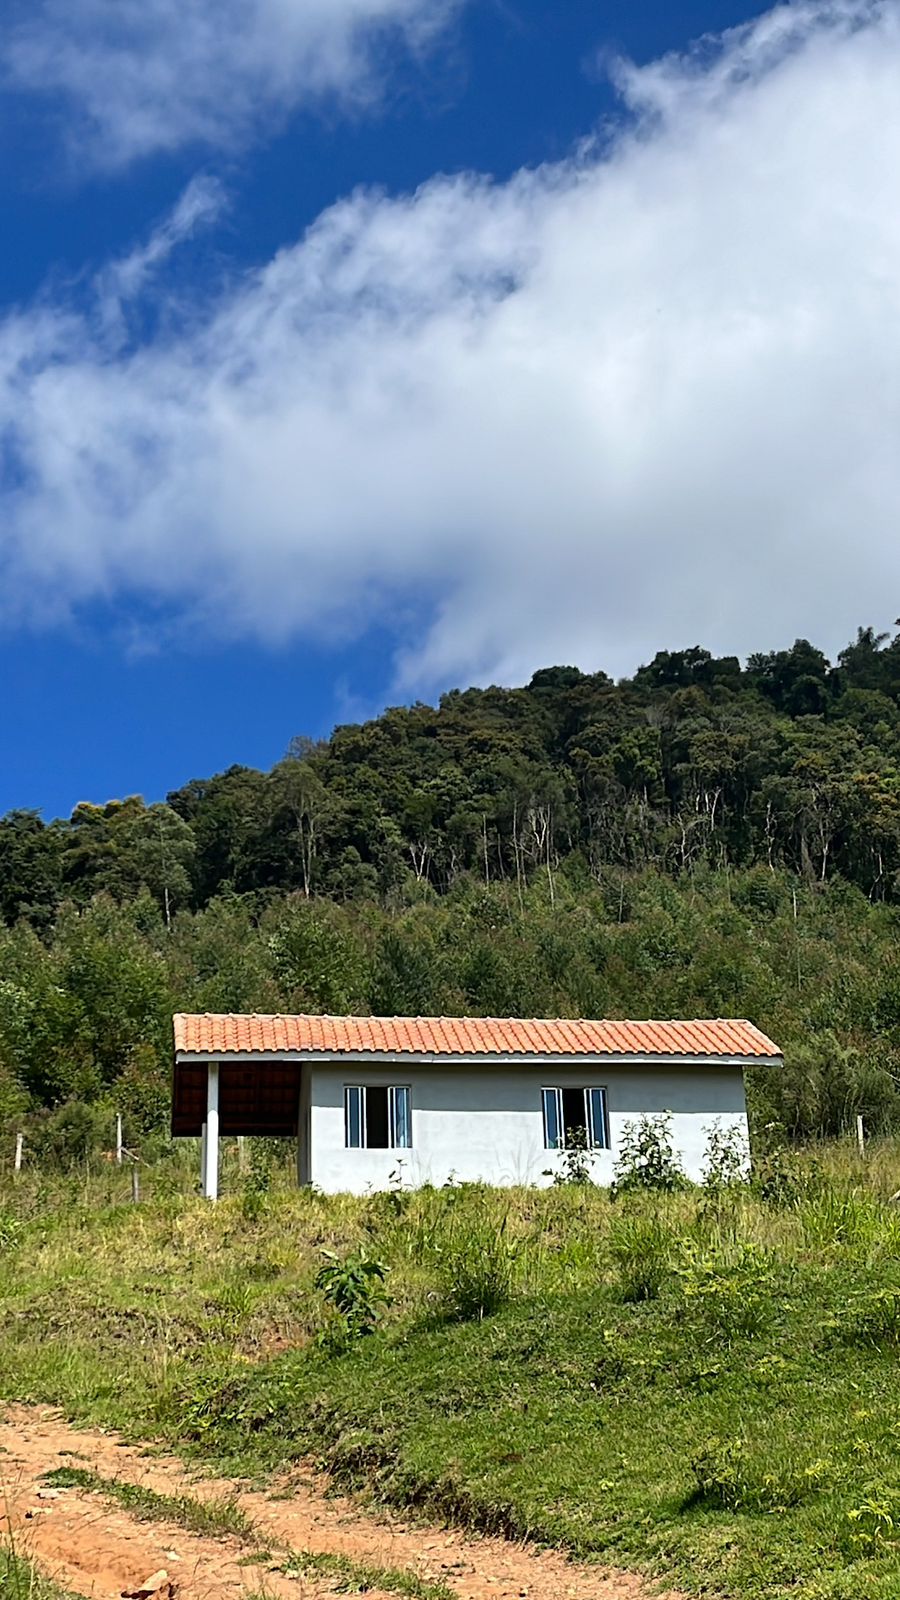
[173,1013,780,1061]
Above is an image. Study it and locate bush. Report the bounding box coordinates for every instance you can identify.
[608,1209,674,1302]
[702,1121,749,1189]
[315,1251,389,1344]
[545,1124,595,1186]
[677,1243,776,1341]
[26,1099,114,1169]
[612,1112,687,1195]
[240,1140,274,1221]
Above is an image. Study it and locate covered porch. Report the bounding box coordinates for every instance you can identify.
[172,1055,304,1199]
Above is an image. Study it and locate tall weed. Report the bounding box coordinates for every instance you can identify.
[434,1197,517,1321]
[608,1209,675,1302]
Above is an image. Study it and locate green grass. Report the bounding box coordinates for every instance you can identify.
[0,1545,77,1600]
[37,1464,454,1600]
[277,1546,456,1600]
[4,1142,900,1598]
[40,1467,254,1541]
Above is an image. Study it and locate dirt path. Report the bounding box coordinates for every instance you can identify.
[0,1405,679,1600]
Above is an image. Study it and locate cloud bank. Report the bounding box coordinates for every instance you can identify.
[3,0,900,687]
[3,0,460,167]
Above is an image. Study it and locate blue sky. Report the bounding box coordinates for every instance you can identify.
[1,0,898,818]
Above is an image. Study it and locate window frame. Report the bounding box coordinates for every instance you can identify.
[541,1085,609,1151]
[344,1083,412,1149]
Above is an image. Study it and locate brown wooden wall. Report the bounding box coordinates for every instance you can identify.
[171,1061,302,1137]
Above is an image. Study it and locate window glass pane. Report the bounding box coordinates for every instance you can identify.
[542,1088,562,1150]
[391,1086,412,1148]
[587,1088,608,1149]
[345,1086,362,1149]
[367,1085,390,1148]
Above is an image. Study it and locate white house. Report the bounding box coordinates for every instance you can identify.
[172,1014,781,1198]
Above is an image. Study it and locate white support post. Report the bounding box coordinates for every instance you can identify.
[115,1113,123,1165]
[14,1132,23,1174]
[856,1114,866,1158]
[203,1062,220,1200]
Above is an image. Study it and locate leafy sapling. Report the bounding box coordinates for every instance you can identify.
[315,1250,389,1344]
[611,1111,687,1195]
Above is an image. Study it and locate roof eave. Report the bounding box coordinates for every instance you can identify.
[174,1048,782,1069]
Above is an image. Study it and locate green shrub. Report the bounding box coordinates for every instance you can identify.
[26,1099,114,1169]
[749,1146,804,1208]
[701,1121,749,1189]
[240,1141,274,1221]
[611,1112,687,1195]
[315,1251,389,1344]
[545,1124,594,1186]
[608,1209,674,1302]
[677,1243,776,1341]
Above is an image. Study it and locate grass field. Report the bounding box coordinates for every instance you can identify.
[2,1139,900,1600]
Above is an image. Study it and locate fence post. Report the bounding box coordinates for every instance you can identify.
[14,1131,23,1174]
[131,1164,140,1204]
[856,1114,866,1158]
[116,1113,123,1165]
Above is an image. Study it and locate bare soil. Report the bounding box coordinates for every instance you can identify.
[0,1405,681,1600]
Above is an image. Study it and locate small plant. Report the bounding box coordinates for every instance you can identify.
[0,1208,22,1251]
[545,1123,594,1186]
[677,1243,776,1341]
[315,1250,389,1343]
[688,1437,812,1512]
[750,1146,803,1208]
[844,1491,900,1555]
[701,1121,749,1190]
[608,1210,674,1302]
[611,1112,686,1196]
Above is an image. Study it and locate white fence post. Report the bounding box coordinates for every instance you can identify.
[14,1131,23,1174]
[116,1113,123,1165]
[856,1114,866,1158]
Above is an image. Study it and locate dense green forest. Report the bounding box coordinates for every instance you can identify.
[4,624,900,1149]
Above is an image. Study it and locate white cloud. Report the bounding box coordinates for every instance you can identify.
[3,0,461,168]
[3,0,900,687]
[95,176,227,342]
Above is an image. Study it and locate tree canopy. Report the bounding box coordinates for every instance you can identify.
[5,623,900,1144]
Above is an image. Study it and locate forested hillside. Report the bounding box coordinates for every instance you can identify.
[4,625,900,1148]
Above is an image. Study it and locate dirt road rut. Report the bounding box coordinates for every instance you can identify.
[0,1405,678,1600]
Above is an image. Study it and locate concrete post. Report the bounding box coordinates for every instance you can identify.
[203,1063,220,1200]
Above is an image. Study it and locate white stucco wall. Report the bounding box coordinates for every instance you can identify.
[304,1061,748,1194]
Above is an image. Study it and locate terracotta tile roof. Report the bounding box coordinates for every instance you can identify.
[174,1014,780,1061]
